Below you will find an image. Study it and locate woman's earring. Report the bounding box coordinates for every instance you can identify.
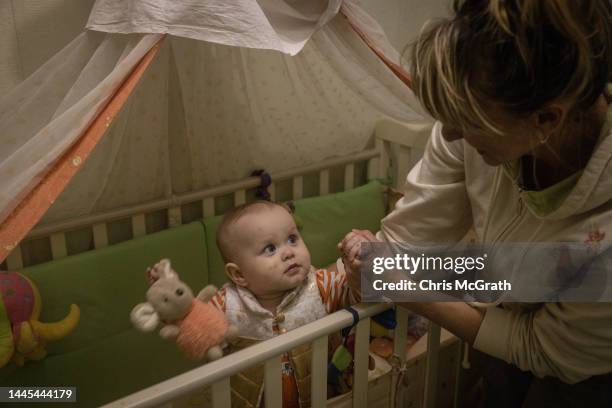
[537,130,550,145]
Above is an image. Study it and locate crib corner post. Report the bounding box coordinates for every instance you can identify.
[352,316,371,408]
[424,322,441,408]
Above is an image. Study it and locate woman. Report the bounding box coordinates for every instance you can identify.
[341,0,612,406]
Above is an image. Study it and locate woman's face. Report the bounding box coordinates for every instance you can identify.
[440,108,542,166]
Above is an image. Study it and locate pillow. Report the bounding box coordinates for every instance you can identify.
[202,180,386,287]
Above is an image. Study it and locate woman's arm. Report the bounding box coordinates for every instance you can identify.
[472,302,612,384]
[398,302,484,345]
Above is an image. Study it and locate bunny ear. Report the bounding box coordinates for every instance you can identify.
[159,259,178,280]
[147,259,178,284]
[146,267,157,285]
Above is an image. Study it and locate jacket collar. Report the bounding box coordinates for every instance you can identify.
[232,266,314,316]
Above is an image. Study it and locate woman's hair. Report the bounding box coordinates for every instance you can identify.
[408,0,612,134]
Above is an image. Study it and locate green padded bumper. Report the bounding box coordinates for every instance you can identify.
[0,222,208,407]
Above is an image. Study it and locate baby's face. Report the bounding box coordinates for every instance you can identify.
[230,205,311,297]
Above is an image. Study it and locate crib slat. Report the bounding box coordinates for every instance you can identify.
[131,214,146,238]
[264,355,282,408]
[6,246,23,270]
[424,323,441,408]
[367,157,380,181]
[50,233,68,259]
[395,145,412,189]
[168,207,182,228]
[390,307,410,407]
[394,307,409,362]
[311,336,328,408]
[292,176,303,200]
[203,198,215,218]
[319,169,329,195]
[212,377,231,408]
[234,190,246,206]
[93,223,108,249]
[353,317,370,408]
[377,139,390,182]
[344,163,355,191]
[454,342,466,408]
[269,183,276,201]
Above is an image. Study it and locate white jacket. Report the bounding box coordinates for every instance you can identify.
[379,100,612,384]
[224,268,327,340]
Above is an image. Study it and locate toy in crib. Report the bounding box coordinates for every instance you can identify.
[328,308,392,394]
[0,271,80,368]
[370,310,429,358]
[130,259,238,361]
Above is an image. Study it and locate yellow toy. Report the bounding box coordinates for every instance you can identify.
[0,271,80,367]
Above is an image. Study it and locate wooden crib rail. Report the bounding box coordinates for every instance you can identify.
[374,117,431,190]
[101,302,394,408]
[374,118,445,408]
[6,149,381,270]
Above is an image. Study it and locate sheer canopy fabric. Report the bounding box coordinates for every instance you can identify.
[0,32,162,225]
[0,0,431,233]
[86,0,342,56]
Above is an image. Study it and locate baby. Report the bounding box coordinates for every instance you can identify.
[210,201,360,408]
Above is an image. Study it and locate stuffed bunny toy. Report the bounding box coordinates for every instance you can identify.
[130,259,237,361]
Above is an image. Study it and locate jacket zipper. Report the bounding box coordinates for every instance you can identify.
[490,192,526,243]
[478,191,527,307]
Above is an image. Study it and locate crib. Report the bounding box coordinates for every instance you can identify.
[4,118,462,408]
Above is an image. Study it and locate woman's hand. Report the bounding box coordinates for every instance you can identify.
[338,229,378,297]
[337,229,379,290]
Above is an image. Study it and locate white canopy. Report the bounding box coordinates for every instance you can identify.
[87,0,342,56]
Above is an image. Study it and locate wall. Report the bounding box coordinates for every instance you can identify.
[359,0,450,54]
[0,0,95,95]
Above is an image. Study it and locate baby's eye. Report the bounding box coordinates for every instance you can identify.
[287,234,299,245]
[262,244,276,255]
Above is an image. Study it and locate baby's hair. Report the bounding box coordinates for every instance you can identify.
[406,0,611,134]
[216,201,293,263]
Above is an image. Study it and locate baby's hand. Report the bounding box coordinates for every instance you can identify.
[337,229,378,274]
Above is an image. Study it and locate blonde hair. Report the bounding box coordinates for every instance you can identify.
[408,0,611,134]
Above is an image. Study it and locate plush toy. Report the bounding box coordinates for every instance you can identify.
[369,309,397,358]
[370,310,429,359]
[328,307,380,394]
[130,259,237,361]
[371,309,396,337]
[0,271,80,368]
